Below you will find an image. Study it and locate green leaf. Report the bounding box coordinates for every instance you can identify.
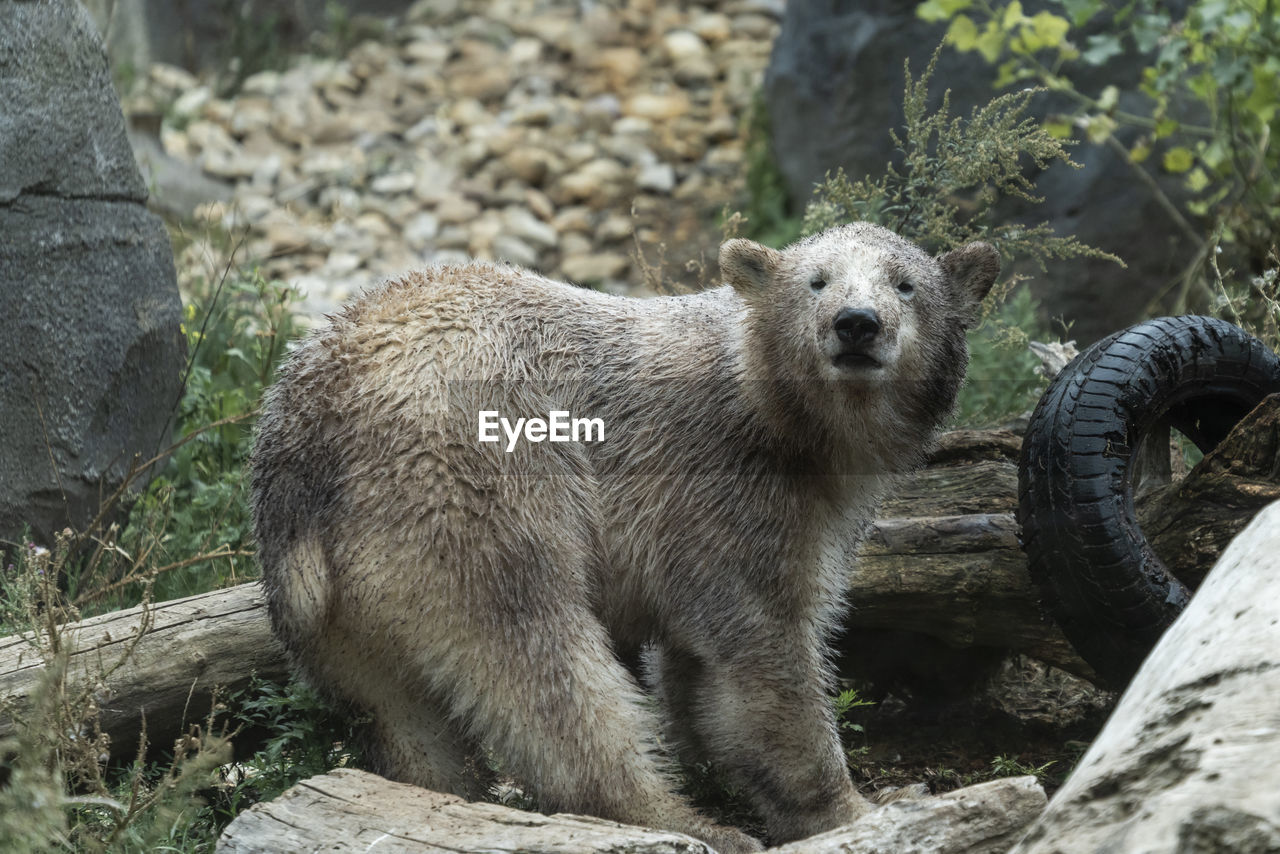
[1097,84,1119,112]
[947,14,980,50]
[1163,146,1195,173]
[1080,33,1123,65]
[1132,12,1171,52]
[1084,113,1117,143]
[1003,0,1026,30]
[1243,65,1280,124]
[1154,117,1179,139]
[976,19,1007,63]
[1059,0,1103,27]
[917,0,972,22]
[1044,116,1074,139]
[994,58,1033,88]
[1129,137,1152,163]
[1028,11,1070,50]
[1185,168,1210,192]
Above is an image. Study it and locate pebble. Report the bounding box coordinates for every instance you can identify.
[131,0,782,322]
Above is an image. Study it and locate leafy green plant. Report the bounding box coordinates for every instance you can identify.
[120,269,299,605]
[833,687,876,735]
[956,286,1050,425]
[0,543,351,852]
[196,676,361,833]
[0,535,232,854]
[832,687,876,766]
[739,93,805,248]
[798,48,1105,425]
[802,48,1117,314]
[216,0,286,97]
[918,0,1280,316]
[989,753,1057,785]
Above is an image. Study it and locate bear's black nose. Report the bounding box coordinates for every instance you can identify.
[833,308,881,346]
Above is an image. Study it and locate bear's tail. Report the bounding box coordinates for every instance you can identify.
[260,535,332,653]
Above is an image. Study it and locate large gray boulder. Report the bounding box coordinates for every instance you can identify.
[763,1,1197,342]
[0,0,184,546]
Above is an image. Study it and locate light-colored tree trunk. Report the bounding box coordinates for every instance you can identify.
[770,775,1046,854]
[0,584,288,762]
[215,767,717,854]
[214,768,1045,854]
[1009,499,1280,853]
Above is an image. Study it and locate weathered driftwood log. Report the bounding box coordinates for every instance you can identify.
[0,584,287,762]
[1009,499,1280,853]
[216,767,716,854]
[214,767,1045,854]
[771,776,1046,854]
[853,429,1090,678]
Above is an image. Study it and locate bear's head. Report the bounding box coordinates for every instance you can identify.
[720,223,999,452]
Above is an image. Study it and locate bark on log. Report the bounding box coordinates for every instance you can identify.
[214,768,1045,854]
[851,429,1092,678]
[1136,393,1280,588]
[0,584,287,762]
[215,767,716,854]
[1009,499,1280,853]
[770,776,1046,854]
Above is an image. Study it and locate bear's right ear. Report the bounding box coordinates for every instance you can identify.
[720,239,781,295]
[939,242,1000,328]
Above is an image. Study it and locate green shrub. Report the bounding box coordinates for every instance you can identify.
[117,269,299,607]
[739,93,805,248]
[958,287,1050,426]
[0,536,233,854]
[795,48,1104,425]
[918,0,1280,319]
[195,676,362,835]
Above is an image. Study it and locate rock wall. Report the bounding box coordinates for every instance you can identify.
[763,0,1199,342]
[0,0,185,545]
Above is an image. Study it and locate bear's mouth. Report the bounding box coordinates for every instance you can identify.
[833,351,883,370]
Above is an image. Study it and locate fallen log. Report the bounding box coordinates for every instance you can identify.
[214,767,1045,854]
[0,584,287,763]
[216,767,716,854]
[849,429,1090,678]
[1009,498,1280,853]
[771,775,1046,854]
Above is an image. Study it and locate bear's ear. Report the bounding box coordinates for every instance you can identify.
[939,242,1000,327]
[720,238,781,295]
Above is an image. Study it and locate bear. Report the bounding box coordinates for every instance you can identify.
[249,222,999,852]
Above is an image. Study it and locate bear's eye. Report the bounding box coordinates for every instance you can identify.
[810,275,828,291]
[896,280,915,299]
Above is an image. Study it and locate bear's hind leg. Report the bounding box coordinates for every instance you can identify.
[649,646,711,768]
[359,679,493,801]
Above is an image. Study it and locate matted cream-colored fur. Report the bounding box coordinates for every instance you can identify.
[250,223,999,852]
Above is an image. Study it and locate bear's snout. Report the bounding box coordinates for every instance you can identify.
[833,307,881,347]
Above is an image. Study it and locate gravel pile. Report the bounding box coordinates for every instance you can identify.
[130,0,783,319]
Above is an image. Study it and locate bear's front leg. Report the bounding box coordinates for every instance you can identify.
[691,629,871,845]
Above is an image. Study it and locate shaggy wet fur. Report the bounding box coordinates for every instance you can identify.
[250,223,998,852]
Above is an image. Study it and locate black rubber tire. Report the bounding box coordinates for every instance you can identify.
[1017,316,1280,689]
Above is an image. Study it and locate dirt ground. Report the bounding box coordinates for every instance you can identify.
[845,655,1113,800]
